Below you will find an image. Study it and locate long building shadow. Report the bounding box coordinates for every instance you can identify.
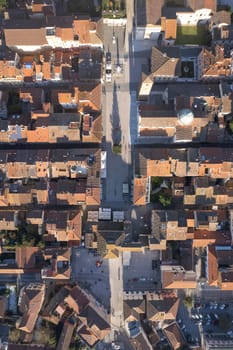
[110,81,122,146]
[116,36,120,66]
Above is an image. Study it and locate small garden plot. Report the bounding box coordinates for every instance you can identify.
[176,25,211,45]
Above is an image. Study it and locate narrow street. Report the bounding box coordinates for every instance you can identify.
[102,21,131,204]
[101,0,135,330]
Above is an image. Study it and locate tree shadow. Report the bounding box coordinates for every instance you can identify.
[110,81,122,146]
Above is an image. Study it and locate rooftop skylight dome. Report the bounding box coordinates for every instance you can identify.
[177,108,194,126]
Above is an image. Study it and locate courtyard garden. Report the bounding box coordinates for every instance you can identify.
[176,25,212,45]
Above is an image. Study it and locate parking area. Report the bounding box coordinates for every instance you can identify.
[178,299,233,347]
[177,301,200,346]
[192,301,233,336]
[71,248,111,310]
[123,251,160,292]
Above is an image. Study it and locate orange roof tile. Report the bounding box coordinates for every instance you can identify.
[16,247,40,269]
[42,61,51,80]
[73,19,91,44]
[27,128,49,143]
[133,177,147,205]
[207,245,218,286]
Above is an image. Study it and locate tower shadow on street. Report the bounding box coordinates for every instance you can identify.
[110,81,122,146]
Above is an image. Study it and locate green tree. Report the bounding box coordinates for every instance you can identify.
[151,176,163,190]
[102,0,109,10]
[0,0,7,10]
[158,192,172,207]
[112,144,121,154]
[34,321,57,347]
[229,120,233,134]
[114,0,121,10]
[183,296,193,308]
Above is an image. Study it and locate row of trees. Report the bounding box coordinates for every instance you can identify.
[9,320,56,346]
[0,224,44,248]
[0,0,7,10]
[102,0,125,11]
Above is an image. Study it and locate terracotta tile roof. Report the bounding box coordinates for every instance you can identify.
[133,177,148,205]
[73,19,91,44]
[18,283,45,333]
[27,127,49,143]
[78,325,99,346]
[201,48,216,74]
[153,58,180,77]
[18,312,38,333]
[151,47,169,73]
[161,265,197,289]
[187,0,216,11]
[162,18,177,40]
[175,125,193,141]
[4,28,47,46]
[42,61,51,80]
[147,295,179,322]
[6,186,33,206]
[31,2,44,12]
[0,60,21,79]
[82,114,92,135]
[203,58,232,77]
[42,248,71,280]
[193,230,230,247]
[54,65,61,76]
[35,184,48,204]
[43,285,71,318]
[67,210,82,243]
[123,299,145,322]
[207,245,218,286]
[136,0,164,25]
[82,115,102,143]
[86,187,100,205]
[78,83,101,112]
[54,179,87,205]
[16,247,41,269]
[56,27,73,41]
[45,210,82,245]
[163,322,186,350]
[58,91,74,104]
[64,285,89,314]
[90,31,103,46]
[131,332,153,350]
[78,304,110,340]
